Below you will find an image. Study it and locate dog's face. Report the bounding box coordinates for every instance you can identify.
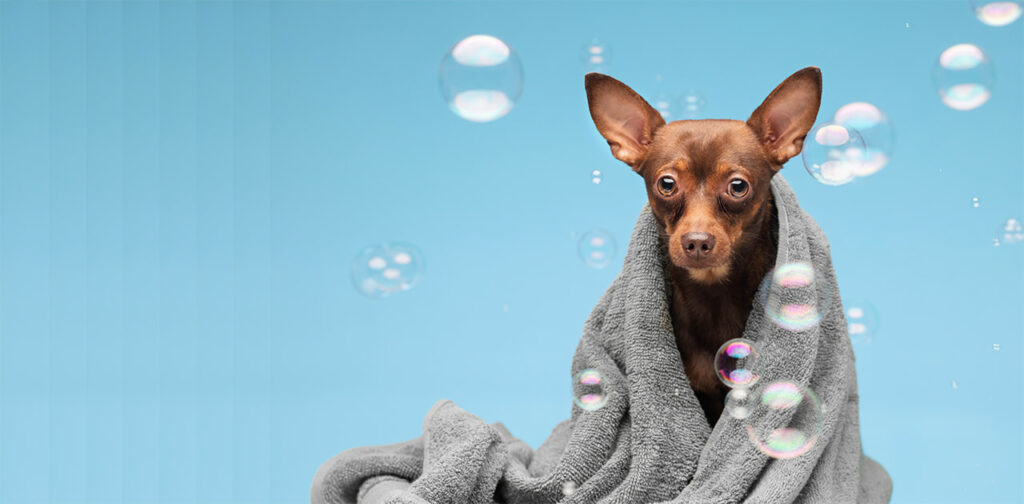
[586,68,822,283]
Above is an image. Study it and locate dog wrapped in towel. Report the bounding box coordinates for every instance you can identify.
[311,171,892,504]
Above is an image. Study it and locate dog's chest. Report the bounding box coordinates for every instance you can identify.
[670,289,751,395]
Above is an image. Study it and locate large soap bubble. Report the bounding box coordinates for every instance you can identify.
[833,102,893,177]
[802,123,867,186]
[933,43,993,111]
[440,35,524,122]
[350,242,425,298]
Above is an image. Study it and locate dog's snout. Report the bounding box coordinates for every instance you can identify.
[682,232,716,257]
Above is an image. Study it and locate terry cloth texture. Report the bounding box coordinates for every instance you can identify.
[311,174,892,504]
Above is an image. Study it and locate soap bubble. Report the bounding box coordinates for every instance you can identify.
[761,262,831,332]
[1001,217,1023,244]
[745,381,823,459]
[650,75,674,121]
[647,74,679,120]
[591,169,603,184]
[844,299,880,344]
[653,91,674,121]
[972,197,980,208]
[440,35,524,122]
[715,338,761,388]
[350,242,425,298]
[581,39,611,72]
[933,43,993,111]
[679,89,706,119]
[725,388,752,419]
[833,102,893,177]
[578,229,616,269]
[971,1,1023,26]
[573,369,608,411]
[801,123,867,186]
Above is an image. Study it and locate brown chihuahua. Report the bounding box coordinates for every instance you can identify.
[585,67,822,426]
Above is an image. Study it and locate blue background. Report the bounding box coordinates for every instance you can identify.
[0,1,1021,503]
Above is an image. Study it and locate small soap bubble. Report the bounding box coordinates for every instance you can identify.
[679,89,706,119]
[578,229,617,269]
[653,92,673,121]
[573,369,608,411]
[845,299,880,344]
[350,242,425,298]
[993,343,1001,351]
[972,197,980,208]
[802,123,867,186]
[993,238,1001,247]
[1001,217,1023,244]
[440,35,524,122]
[971,1,1023,26]
[591,169,603,184]
[715,339,761,388]
[745,381,823,459]
[952,380,959,389]
[581,39,611,72]
[726,388,752,419]
[650,75,674,121]
[561,480,578,496]
[833,102,893,177]
[761,262,831,332]
[933,44,993,111]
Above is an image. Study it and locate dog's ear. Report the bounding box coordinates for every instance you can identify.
[586,73,666,170]
[747,67,822,167]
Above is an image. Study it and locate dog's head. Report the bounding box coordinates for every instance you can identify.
[585,67,822,283]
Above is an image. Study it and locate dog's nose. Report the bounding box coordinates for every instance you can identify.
[682,232,716,257]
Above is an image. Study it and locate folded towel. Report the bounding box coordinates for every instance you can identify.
[312,174,892,504]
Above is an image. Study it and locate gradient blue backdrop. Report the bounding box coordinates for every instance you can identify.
[0,1,1021,503]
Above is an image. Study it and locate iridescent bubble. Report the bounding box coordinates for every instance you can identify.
[1001,217,1023,244]
[745,381,823,459]
[440,35,524,122]
[725,387,752,419]
[653,92,674,121]
[833,102,893,177]
[581,39,612,72]
[972,197,980,208]
[844,299,880,344]
[679,89,706,119]
[578,229,617,269]
[801,123,867,186]
[971,1,1023,26]
[573,369,608,411]
[591,169,603,184]
[761,262,831,332]
[350,242,425,298]
[649,75,674,121]
[933,44,993,111]
[715,338,761,388]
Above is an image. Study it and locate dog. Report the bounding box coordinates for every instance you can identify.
[585,67,822,426]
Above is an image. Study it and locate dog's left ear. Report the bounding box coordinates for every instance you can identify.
[747,66,822,167]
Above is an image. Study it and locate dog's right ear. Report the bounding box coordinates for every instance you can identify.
[586,73,666,170]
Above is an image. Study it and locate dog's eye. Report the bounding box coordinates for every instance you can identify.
[657,176,676,196]
[728,178,749,198]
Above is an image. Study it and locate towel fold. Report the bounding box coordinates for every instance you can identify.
[312,174,892,504]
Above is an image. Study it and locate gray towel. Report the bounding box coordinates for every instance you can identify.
[312,174,892,504]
